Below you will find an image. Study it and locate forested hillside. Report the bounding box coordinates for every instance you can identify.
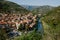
[42,6,60,28]
[32,5,53,16]
[0,0,29,14]
[41,6,60,40]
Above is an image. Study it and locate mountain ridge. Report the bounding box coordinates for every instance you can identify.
[0,1,29,14]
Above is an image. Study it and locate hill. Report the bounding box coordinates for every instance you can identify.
[32,5,53,16]
[0,0,29,14]
[21,5,39,11]
[41,6,60,40]
[42,6,60,27]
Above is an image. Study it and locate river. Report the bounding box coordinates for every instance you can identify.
[37,18,44,34]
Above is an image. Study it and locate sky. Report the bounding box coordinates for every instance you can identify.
[8,0,60,6]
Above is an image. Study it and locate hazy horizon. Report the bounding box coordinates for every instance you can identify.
[8,0,60,6]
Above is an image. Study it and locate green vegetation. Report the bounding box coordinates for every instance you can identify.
[0,0,29,14]
[14,30,42,40]
[0,28,7,40]
[32,5,53,16]
[41,6,60,40]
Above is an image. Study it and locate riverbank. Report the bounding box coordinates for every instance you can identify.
[41,20,60,40]
[41,20,53,40]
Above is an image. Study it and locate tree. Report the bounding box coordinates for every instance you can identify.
[0,28,7,40]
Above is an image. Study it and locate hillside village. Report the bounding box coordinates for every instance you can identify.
[0,0,60,40]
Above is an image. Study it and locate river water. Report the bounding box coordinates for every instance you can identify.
[37,18,44,34]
